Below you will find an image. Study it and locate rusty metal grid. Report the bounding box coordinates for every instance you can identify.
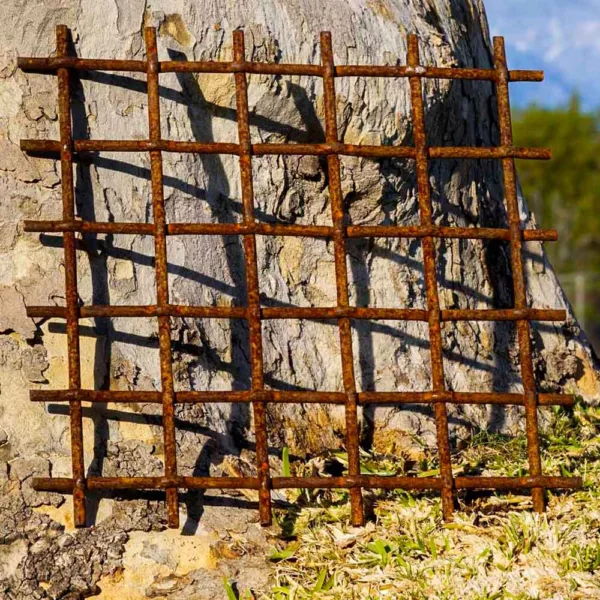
[18,25,581,528]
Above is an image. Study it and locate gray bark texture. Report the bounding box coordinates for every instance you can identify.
[0,0,599,598]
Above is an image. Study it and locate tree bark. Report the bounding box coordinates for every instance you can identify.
[0,0,599,595]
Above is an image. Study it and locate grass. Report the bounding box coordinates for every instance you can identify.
[248,400,600,599]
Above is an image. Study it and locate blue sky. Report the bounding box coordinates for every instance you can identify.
[485,0,600,108]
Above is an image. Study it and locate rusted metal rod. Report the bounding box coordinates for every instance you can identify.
[407,34,455,521]
[233,30,273,526]
[321,31,365,527]
[23,218,558,242]
[29,389,575,407]
[20,138,551,160]
[18,54,543,82]
[144,27,179,528]
[26,304,567,322]
[494,37,545,513]
[32,474,580,493]
[53,26,87,528]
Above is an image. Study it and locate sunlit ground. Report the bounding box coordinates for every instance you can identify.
[227,402,600,599]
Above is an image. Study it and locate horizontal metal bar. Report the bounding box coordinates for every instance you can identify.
[23,219,558,243]
[163,60,324,76]
[30,389,347,404]
[29,389,574,407]
[454,475,582,490]
[252,142,414,157]
[430,147,550,160]
[335,66,544,82]
[31,473,579,493]
[261,307,429,320]
[272,475,443,490]
[18,57,148,73]
[441,308,566,321]
[168,222,333,237]
[346,225,558,242]
[255,144,550,159]
[24,220,157,235]
[358,391,575,406]
[26,305,248,318]
[23,220,335,238]
[32,476,261,491]
[25,304,567,322]
[274,475,581,490]
[17,56,543,82]
[20,139,550,160]
[20,139,240,155]
[25,305,428,320]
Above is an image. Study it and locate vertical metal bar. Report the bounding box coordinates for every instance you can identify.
[407,35,455,520]
[144,27,179,528]
[493,37,545,512]
[320,32,365,527]
[56,25,86,528]
[232,30,273,526]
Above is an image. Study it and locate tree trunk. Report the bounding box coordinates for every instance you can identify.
[0,0,598,596]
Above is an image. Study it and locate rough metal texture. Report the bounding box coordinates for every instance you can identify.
[16,24,583,528]
[1,1,600,598]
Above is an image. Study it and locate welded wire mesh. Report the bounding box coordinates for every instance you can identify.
[18,25,580,528]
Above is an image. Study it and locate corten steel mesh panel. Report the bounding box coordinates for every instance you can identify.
[18,25,582,528]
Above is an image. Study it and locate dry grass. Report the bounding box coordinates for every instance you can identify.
[245,401,600,599]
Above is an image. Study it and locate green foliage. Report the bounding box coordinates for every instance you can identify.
[270,542,300,562]
[513,95,600,271]
[223,578,254,600]
[223,578,239,600]
[282,446,291,477]
[513,96,600,335]
[265,401,600,599]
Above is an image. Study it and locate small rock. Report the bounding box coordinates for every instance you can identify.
[210,539,245,560]
[0,337,20,368]
[297,155,322,180]
[23,96,44,121]
[141,542,175,567]
[55,534,74,550]
[29,538,50,555]
[9,456,50,481]
[542,349,582,385]
[21,345,49,383]
[145,573,192,597]
[0,287,36,339]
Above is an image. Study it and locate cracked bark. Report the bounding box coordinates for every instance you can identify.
[0,0,599,598]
